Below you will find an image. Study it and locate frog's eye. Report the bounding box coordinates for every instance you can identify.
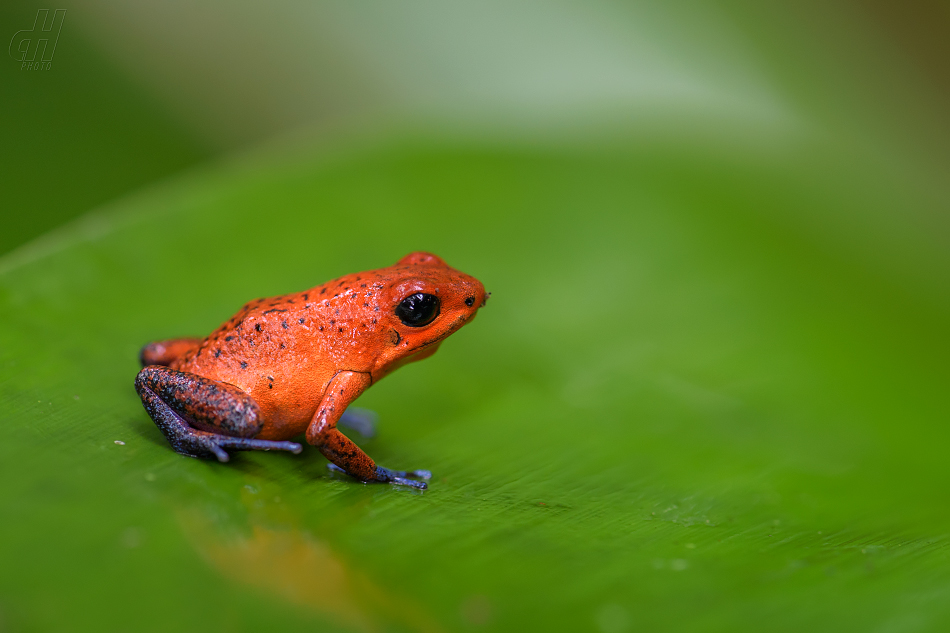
[395,293,440,327]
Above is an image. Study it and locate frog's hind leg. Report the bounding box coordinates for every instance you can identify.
[134,365,302,462]
[139,338,203,367]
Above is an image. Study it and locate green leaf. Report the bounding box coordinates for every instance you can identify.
[1,128,948,632]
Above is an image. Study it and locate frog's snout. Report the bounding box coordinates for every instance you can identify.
[480,292,491,308]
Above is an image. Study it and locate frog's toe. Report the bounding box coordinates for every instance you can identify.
[374,465,431,488]
[380,467,431,480]
[181,435,302,462]
[172,435,230,462]
[327,463,430,489]
[206,442,230,463]
[214,436,303,454]
[179,436,301,463]
[390,476,427,490]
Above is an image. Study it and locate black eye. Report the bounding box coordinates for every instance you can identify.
[464,297,475,307]
[395,293,440,327]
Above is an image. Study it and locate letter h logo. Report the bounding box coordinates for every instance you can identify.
[9,9,66,68]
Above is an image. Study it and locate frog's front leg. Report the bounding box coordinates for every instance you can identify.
[306,371,431,490]
[135,366,302,462]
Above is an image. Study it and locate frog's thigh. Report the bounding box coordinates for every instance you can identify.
[139,337,202,367]
[135,365,301,461]
[137,366,262,437]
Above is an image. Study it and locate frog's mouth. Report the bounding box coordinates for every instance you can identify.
[407,340,443,361]
[382,339,443,376]
[410,313,470,353]
[404,336,444,359]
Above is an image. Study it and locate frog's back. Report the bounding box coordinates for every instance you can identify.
[171,273,389,439]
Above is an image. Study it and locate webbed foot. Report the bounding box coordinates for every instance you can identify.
[327,463,431,490]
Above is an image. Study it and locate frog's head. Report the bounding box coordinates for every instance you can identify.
[371,251,487,381]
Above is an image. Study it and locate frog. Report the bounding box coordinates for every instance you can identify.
[134,252,488,490]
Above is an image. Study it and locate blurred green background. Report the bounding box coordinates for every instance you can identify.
[1,2,948,632]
